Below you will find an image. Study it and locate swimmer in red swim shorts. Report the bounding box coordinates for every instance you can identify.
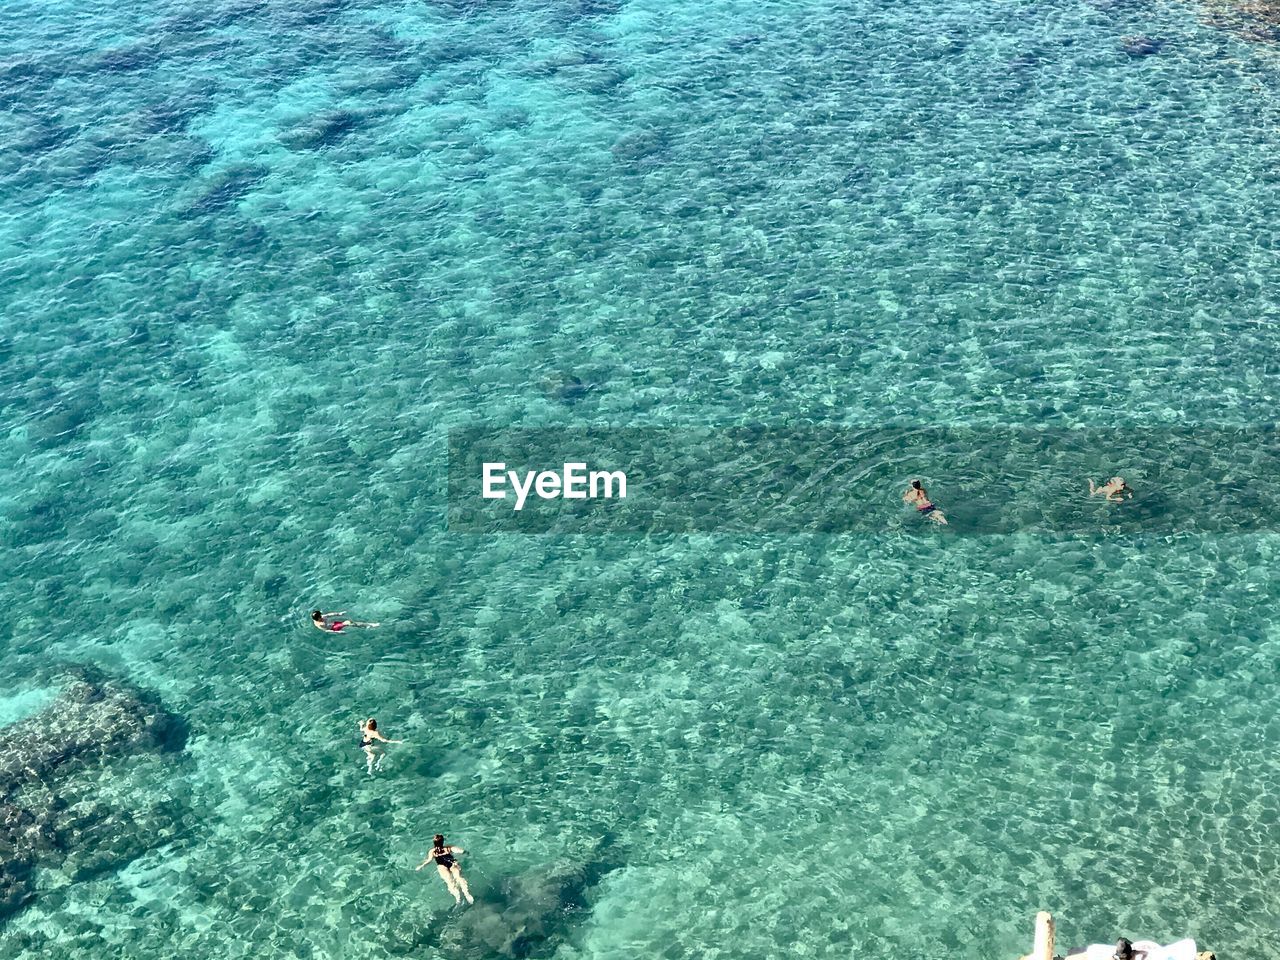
[311,609,380,632]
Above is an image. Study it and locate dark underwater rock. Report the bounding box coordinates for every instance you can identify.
[611,128,671,163]
[185,163,270,217]
[157,0,266,34]
[563,0,620,19]
[333,62,423,98]
[1084,0,1132,10]
[1121,34,1165,56]
[280,107,385,151]
[0,669,189,921]
[83,42,162,75]
[133,97,211,135]
[27,390,99,450]
[1008,51,1042,71]
[0,671,185,795]
[544,373,592,405]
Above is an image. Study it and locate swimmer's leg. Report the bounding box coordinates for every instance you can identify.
[364,745,377,775]
[452,866,474,904]
[929,510,948,525]
[438,864,462,903]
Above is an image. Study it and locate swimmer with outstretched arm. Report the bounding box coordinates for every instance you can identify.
[312,610,380,632]
[358,717,402,775]
[416,833,474,905]
[903,480,947,524]
[1088,476,1133,502]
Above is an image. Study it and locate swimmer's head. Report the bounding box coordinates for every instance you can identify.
[911,480,922,490]
[311,610,323,622]
[366,718,377,730]
[1112,477,1126,486]
[434,834,445,847]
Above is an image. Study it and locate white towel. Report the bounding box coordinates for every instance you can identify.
[1134,939,1197,960]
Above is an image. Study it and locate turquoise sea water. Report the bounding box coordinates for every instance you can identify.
[2,0,1280,956]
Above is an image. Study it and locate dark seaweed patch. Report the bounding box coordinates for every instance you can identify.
[726,34,765,51]
[514,48,605,78]
[0,54,61,108]
[610,128,671,164]
[134,97,209,135]
[332,62,424,98]
[1008,50,1044,71]
[10,496,68,546]
[568,64,631,94]
[28,395,96,450]
[286,0,355,28]
[279,107,384,151]
[158,0,267,34]
[185,163,270,216]
[1121,34,1165,56]
[84,42,163,75]
[561,0,622,19]
[2,112,78,160]
[430,0,513,15]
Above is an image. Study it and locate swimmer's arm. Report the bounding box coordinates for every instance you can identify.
[450,846,465,855]
[323,611,346,617]
[415,856,432,871]
[1087,480,1098,496]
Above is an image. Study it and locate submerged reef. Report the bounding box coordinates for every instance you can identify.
[1121,34,1166,56]
[1200,1,1280,42]
[0,669,187,920]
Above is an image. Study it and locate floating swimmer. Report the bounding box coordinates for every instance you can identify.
[357,717,402,775]
[1088,476,1133,502]
[416,833,474,905]
[312,610,380,632]
[903,479,947,524]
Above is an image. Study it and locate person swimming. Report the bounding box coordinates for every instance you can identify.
[1088,476,1133,502]
[416,833,474,905]
[903,480,947,524]
[357,717,402,775]
[312,610,380,632]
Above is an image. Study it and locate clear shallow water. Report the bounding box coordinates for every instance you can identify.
[2,0,1280,956]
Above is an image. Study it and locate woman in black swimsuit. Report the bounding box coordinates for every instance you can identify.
[416,833,474,905]
[358,718,401,776]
